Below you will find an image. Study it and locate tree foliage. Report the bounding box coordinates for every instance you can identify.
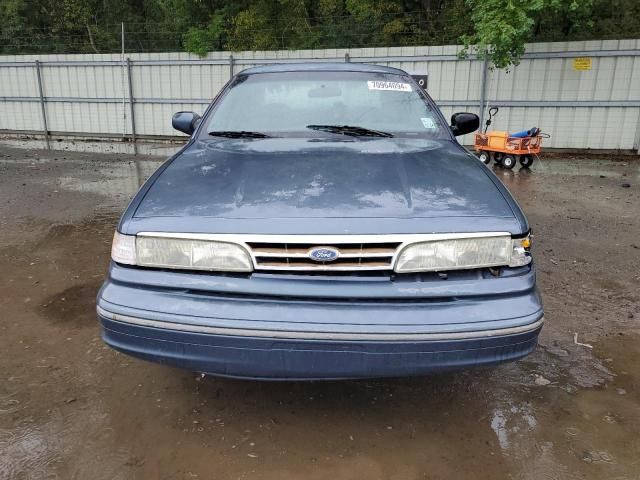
[461,0,597,68]
[0,0,638,69]
[461,0,544,69]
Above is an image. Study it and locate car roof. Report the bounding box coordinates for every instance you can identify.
[238,62,407,76]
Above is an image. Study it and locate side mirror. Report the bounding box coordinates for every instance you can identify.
[172,111,201,135]
[450,112,479,136]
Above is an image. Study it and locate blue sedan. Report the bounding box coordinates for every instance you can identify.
[97,63,543,380]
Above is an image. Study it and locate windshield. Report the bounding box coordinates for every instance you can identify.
[201,71,449,139]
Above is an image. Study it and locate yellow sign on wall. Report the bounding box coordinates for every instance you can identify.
[573,57,592,71]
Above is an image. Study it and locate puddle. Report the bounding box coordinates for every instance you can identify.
[0,423,61,480]
[39,283,103,328]
[0,144,165,224]
[57,159,162,200]
[0,407,131,480]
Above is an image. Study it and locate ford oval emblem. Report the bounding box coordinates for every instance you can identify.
[308,246,340,262]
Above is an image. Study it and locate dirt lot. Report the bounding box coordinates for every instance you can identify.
[0,142,639,480]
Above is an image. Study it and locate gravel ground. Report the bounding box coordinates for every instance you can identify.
[0,142,639,480]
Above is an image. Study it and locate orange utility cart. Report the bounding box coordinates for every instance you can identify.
[474,131,542,169]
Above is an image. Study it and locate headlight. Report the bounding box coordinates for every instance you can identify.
[394,234,531,273]
[111,231,136,265]
[111,232,253,272]
[508,235,532,267]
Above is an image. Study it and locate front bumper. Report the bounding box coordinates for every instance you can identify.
[97,262,543,380]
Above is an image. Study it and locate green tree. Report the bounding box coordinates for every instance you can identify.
[183,12,227,56]
[461,0,544,69]
[1,0,639,57]
[461,0,596,69]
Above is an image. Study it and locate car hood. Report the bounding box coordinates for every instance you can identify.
[127,138,525,235]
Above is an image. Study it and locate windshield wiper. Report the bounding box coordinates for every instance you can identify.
[208,130,271,138]
[306,124,393,138]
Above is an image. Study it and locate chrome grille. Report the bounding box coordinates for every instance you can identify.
[247,241,401,271]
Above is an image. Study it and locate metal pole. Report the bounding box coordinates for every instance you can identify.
[121,22,126,139]
[229,54,234,78]
[126,58,137,155]
[478,56,489,129]
[634,113,640,155]
[633,104,640,154]
[34,60,50,149]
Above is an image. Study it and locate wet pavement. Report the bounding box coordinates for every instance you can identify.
[0,142,639,480]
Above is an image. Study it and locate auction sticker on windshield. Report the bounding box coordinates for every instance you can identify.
[367,81,412,92]
[421,117,436,129]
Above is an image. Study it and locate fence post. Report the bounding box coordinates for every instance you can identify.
[478,56,489,130]
[126,57,137,155]
[229,54,234,78]
[121,22,126,139]
[633,105,640,154]
[34,60,50,150]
